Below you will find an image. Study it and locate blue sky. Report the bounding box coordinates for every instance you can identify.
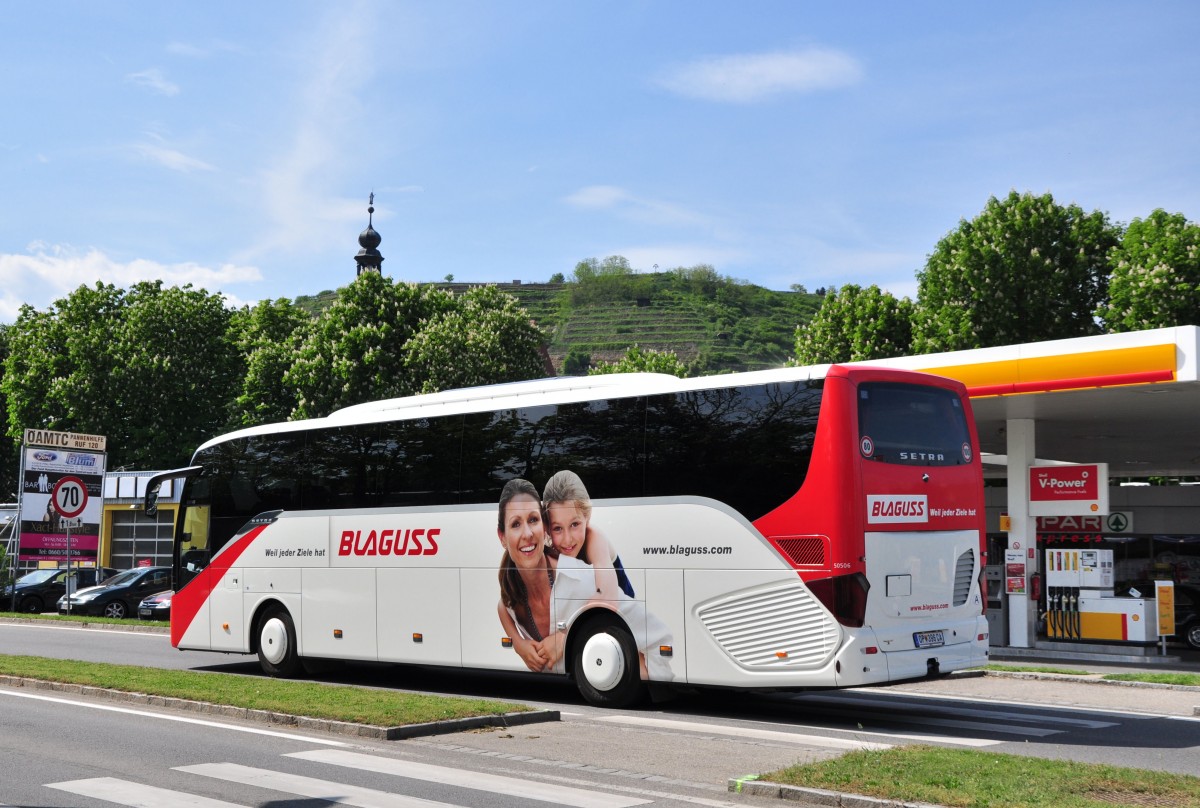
[2,2,1197,322]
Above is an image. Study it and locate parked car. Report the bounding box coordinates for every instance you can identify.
[2,566,117,614]
[1172,585,1200,650]
[57,566,171,619]
[137,589,173,621]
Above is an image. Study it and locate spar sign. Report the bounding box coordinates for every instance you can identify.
[18,431,106,562]
[1028,463,1109,517]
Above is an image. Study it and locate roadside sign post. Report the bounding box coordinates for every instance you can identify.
[49,476,88,615]
[17,430,106,570]
[1156,581,1175,657]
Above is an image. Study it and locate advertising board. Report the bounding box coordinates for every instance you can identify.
[18,438,106,562]
[1028,463,1109,517]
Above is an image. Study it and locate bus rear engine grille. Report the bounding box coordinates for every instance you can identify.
[697,582,840,668]
[774,536,825,566]
[953,548,975,606]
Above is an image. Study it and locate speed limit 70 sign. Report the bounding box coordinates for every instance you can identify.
[51,475,88,519]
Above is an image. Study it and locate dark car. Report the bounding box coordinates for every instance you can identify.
[57,566,171,619]
[137,589,173,621]
[1172,585,1200,650]
[2,566,118,614]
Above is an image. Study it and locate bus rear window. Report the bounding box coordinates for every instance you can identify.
[857,382,973,466]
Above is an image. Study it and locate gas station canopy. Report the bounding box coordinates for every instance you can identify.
[864,326,1200,479]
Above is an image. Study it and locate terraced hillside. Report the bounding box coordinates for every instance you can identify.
[294,275,819,375]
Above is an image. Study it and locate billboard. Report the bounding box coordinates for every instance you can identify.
[18,433,106,562]
[1027,463,1109,517]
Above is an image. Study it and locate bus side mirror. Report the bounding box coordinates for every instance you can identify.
[142,466,203,519]
[144,483,160,518]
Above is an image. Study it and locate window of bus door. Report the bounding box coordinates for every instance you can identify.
[178,501,211,589]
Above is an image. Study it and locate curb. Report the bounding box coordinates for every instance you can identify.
[0,674,559,740]
[729,777,946,807]
[0,615,170,633]
[982,668,1200,691]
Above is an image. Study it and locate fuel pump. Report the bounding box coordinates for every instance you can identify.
[1044,549,1156,643]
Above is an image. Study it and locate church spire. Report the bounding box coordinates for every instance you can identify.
[354,193,384,276]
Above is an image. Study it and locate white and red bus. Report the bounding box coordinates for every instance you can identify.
[147,364,988,706]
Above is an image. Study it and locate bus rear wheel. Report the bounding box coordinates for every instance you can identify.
[257,605,301,677]
[572,619,645,708]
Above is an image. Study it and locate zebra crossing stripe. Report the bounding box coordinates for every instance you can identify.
[47,776,247,807]
[596,715,895,750]
[288,749,650,808]
[176,762,467,808]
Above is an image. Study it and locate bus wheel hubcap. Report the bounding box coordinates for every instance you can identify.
[581,633,624,691]
[261,618,288,664]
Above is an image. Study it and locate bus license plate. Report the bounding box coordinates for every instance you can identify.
[914,630,945,648]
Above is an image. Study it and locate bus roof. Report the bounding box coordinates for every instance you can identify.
[195,362,947,454]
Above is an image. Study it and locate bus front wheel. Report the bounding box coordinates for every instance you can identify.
[572,619,644,708]
[257,605,301,677]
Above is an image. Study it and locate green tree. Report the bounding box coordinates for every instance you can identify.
[589,344,688,377]
[0,324,17,500]
[562,347,591,376]
[286,273,457,419]
[1099,209,1200,332]
[793,284,913,364]
[118,281,244,466]
[569,255,648,304]
[234,297,312,425]
[4,283,124,445]
[548,272,565,284]
[402,284,549,394]
[912,191,1119,352]
[2,281,241,469]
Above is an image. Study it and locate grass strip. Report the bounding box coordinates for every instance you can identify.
[983,662,1200,687]
[0,654,529,727]
[0,611,147,626]
[1103,671,1200,687]
[984,663,1093,676]
[763,745,1200,808]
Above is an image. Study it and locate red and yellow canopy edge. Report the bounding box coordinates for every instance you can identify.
[925,343,1177,398]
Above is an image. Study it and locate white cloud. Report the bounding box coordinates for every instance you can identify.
[125,68,180,97]
[0,244,261,323]
[656,48,864,103]
[132,142,215,173]
[564,185,710,227]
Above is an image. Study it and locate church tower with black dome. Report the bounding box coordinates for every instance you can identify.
[355,193,384,276]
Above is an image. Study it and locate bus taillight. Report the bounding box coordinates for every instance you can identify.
[807,573,870,628]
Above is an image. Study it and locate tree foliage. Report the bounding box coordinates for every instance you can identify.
[285,275,548,418]
[568,256,653,304]
[912,191,1119,352]
[286,273,458,419]
[2,281,241,469]
[1099,209,1200,332]
[793,284,913,365]
[403,284,549,394]
[0,325,15,500]
[588,344,688,377]
[562,347,591,376]
[233,297,312,426]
